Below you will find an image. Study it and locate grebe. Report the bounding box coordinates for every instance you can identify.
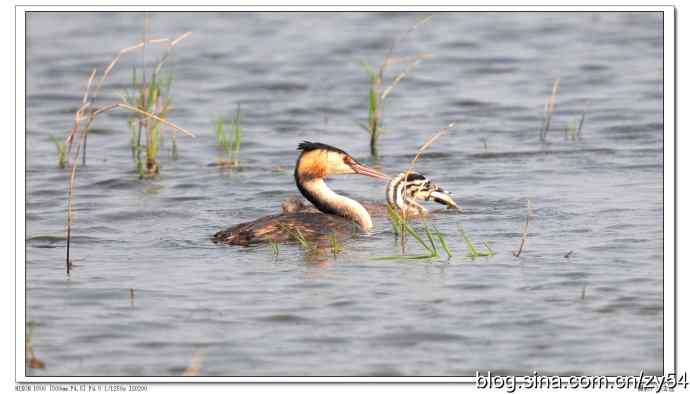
[213,141,390,245]
[282,171,459,217]
[385,171,459,215]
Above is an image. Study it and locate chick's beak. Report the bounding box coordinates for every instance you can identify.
[349,162,391,180]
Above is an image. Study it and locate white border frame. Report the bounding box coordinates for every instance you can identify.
[12,4,675,384]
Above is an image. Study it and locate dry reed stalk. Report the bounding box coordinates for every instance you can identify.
[540,78,560,142]
[94,32,191,102]
[512,199,532,257]
[381,54,430,101]
[63,30,194,274]
[26,322,45,369]
[380,14,433,73]
[404,123,454,175]
[94,103,195,137]
[182,351,204,376]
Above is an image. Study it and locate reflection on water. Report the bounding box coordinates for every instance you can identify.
[26,11,663,376]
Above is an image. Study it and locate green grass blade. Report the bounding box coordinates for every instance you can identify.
[150,123,160,160]
[423,225,438,255]
[270,241,279,257]
[231,106,242,165]
[357,60,378,81]
[371,254,436,261]
[386,204,402,236]
[482,241,496,256]
[433,225,452,258]
[460,227,479,256]
[215,116,224,146]
[403,222,431,253]
[145,77,157,112]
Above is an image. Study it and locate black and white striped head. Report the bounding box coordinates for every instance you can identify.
[386,172,459,214]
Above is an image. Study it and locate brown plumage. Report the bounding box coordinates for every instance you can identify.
[213,212,358,246]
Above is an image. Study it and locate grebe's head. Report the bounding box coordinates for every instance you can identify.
[295,141,389,181]
[386,172,459,214]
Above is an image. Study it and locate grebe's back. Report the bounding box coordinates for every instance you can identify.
[213,212,359,246]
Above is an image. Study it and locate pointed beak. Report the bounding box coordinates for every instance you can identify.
[349,162,391,180]
[429,189,461,211]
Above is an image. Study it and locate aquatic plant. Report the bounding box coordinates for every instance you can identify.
[290,228,311,250]
[540,78,560,143]
[565,108,587,141]
[360,61,382,156]
[26,321,44,369]
[124,65,176,178]
[60,27,196,274]
[433,224,452,258]
[565,120,579,141]
[386,203,403,237]
[459,227,496,258]
[214,104,243,168]
[269,240,280,257]
[329,231,343,258]
[373,221,452,261]
[182,351,204,376]
[358,15,432,156]
[50,134,67,169]
[576,108,586,140]
[278,224,315,253]
[380,203,452,260]
[480,136,489,152]
[512,199,532,257]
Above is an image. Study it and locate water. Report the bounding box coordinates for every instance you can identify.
[25,12,663,376]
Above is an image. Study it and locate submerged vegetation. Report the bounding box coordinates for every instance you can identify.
[214,104,243,168]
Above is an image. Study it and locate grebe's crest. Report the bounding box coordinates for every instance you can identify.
[297,141,349,155]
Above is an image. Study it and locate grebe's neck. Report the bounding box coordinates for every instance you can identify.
[296,177,373,231]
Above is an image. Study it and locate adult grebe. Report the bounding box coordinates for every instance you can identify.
[213,141,389,245]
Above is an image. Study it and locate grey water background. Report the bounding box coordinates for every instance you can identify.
[25,12,663,376]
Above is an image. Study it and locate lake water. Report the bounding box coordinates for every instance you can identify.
[25,11,663,376]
